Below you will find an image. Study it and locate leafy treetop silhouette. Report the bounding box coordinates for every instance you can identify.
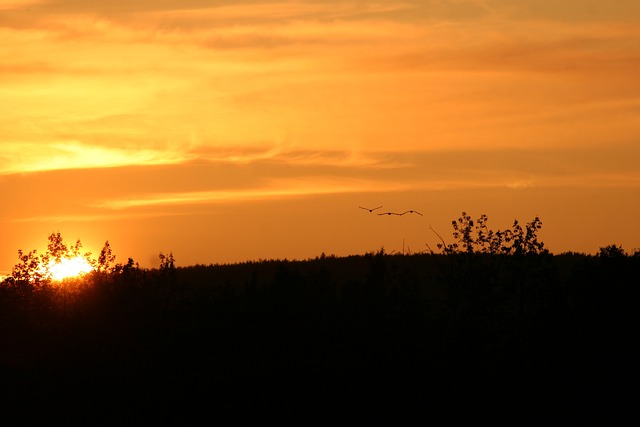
[6,233,141,286]
[159,252,176,271]
[434,211,547,255]
[97,240,117,273]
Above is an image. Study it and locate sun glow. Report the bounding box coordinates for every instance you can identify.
[47,256,94,281]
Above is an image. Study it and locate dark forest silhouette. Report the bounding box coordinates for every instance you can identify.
[1,213,638,419]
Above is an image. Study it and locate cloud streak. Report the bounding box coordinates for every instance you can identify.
[91,178,409,210]
[0,141,191,174]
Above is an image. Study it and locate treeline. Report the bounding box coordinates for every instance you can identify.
[2,251,638,403]
[0,213,638,416]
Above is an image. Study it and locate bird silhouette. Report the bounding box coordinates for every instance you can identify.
[360,206,382,212]
[377,210,423,216]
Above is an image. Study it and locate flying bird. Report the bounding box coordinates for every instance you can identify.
[360,206,382,212]
[377,210,424,216]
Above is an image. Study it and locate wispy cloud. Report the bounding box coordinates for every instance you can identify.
[0,140,191,174]
[91,177,411,210]
[506,178,535,190]
[12,211,191,224]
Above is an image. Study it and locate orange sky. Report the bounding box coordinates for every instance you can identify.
[1,0,639,271]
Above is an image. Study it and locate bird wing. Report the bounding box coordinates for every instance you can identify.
[360,205,382,212]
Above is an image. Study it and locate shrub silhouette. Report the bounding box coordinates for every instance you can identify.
[436,211,547,255]
[597,244,627,258]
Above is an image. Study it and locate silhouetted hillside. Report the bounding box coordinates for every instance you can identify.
[1,251,637,419]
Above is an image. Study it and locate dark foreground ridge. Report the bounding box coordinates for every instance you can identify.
[1,251,638,419]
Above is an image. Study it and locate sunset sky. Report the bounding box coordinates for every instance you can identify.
[1,0,639,272]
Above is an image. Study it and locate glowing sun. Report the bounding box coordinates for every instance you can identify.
[48,256,94,281]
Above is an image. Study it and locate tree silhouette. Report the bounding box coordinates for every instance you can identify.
[436,211,547,255]
[159,252,176,271]
[597,244,626,258]
[10,233,102,285]
[46,232,68,264]
[12,249,47,286]
[97,240,117,273]
[112,257,140,276]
